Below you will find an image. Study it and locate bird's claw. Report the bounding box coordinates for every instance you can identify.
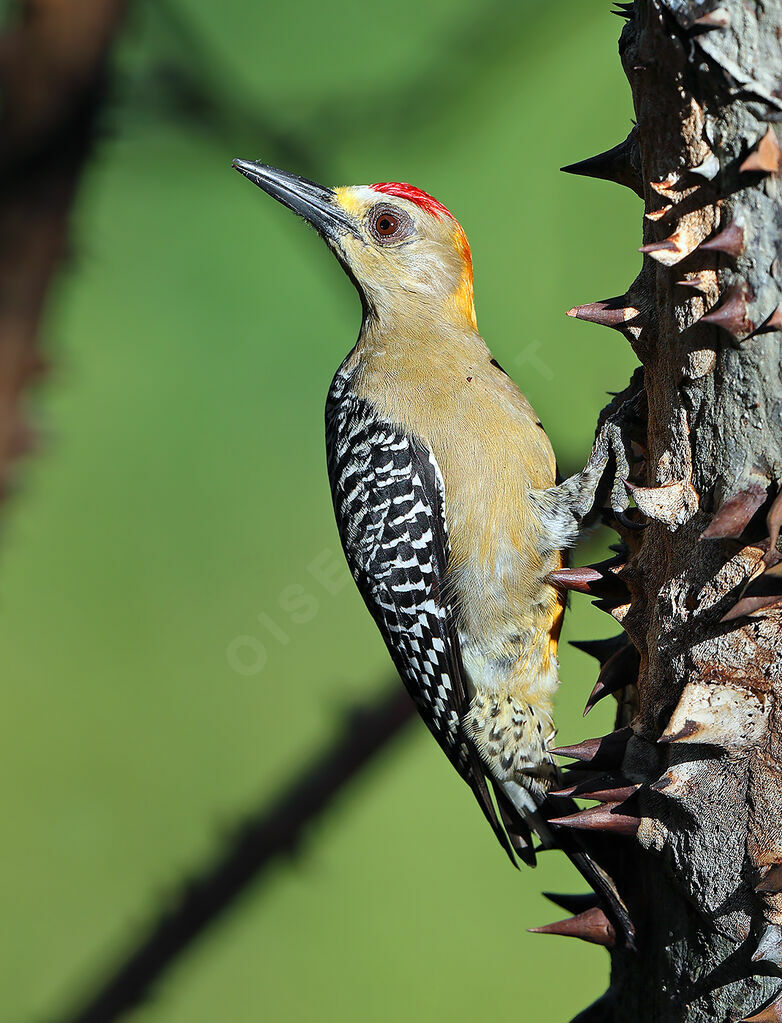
[598,417,632,519]
[614,507,648,531]
[576,393,643,523]
[535,392,645,543]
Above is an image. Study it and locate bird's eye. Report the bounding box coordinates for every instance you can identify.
[376,213,398,235]
[368,204,413,245]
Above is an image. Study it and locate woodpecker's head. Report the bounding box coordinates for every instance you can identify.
[233,160,476,329]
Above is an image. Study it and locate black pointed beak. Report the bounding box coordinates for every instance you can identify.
[232,160,358,238]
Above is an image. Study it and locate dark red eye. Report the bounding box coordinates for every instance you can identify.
[368,204,413,244]
[375,213,399,235]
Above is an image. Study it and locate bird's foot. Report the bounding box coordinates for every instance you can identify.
[533,393,643,546]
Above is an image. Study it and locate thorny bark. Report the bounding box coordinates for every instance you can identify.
[0,0,126,499]
[7,2,782,1021]
[560,2,782,1021]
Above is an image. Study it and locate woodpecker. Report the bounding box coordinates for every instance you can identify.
[233,160,633,933]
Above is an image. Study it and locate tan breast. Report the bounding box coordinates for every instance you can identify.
[350,327,563,680]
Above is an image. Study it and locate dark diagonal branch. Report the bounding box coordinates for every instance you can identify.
[48,685,414,1023]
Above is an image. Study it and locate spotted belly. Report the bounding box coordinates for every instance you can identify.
[464,687,558,794]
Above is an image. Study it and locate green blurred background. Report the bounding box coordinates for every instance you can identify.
[1,1,640,1019]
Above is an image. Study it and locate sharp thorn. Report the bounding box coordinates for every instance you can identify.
[550,772,629,798]
[553,778,640,803]
[561,131,643,197]
[757,304,782,335]
[642,237,679,251]
[549,781,591,798]
[766,489,782,562]
[558,767,606,788]
[739,126,782,175]
[676,275,707,291]
[658,721,701,743]
[585,783,641,803]
[740,994,782,1022]
[569,634,628,665]
[721,594,782,621]
[529,906,616,948]
[598,553,635,573]
[649,774,672,791]
[700,284,753,338]
[650,769,701,800]
[547,566,604,594]
[583,644,640,711]
[566,296,641,329]
[584,643,640,715]
[698,221,745,258]
[764,305,782,332]
[639,229,693,265]
[701,482,767,540]
[639,237,678,253]
[551,727,633,768]
[583,686,607,714]
[756,865,782,894]
[550,557,629,602]
[549,802,640,837]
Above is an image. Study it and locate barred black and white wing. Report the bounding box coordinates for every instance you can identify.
[325,371,524,864]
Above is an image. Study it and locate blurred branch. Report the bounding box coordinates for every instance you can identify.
[123,0,317,169]
[50,685,414,1023]
[122,0,547,177]
[0,0,126,498]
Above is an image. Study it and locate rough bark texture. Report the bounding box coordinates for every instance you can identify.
[562,2,782,1021]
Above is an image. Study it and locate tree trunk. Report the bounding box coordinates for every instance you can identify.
[561,2,782,1021]
[0,0,125,500]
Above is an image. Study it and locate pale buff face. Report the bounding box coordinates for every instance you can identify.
[231,162,477,330]
[327,185,476,328]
